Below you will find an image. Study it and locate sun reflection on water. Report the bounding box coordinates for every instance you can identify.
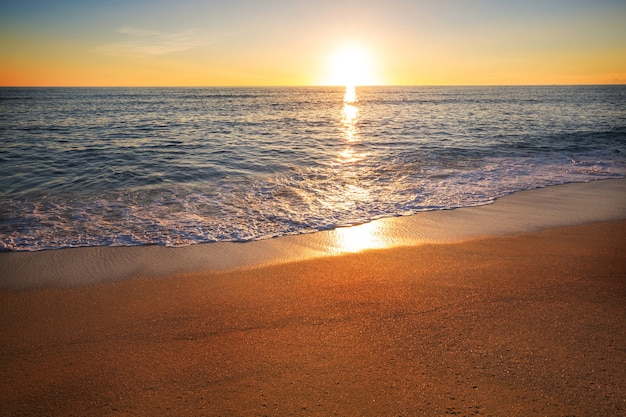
[341,106,358,144]
[344,84,357,103]
[329,86,391,253]
[339,85,364,164]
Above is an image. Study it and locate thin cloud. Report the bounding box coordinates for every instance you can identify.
[100,27,212,57]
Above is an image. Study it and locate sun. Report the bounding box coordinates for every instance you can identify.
[324,43,379,87]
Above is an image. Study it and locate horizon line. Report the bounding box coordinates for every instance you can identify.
[2,82,625,88]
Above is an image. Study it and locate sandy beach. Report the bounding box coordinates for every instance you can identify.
[1,217,625,416]
[2,4,626,413]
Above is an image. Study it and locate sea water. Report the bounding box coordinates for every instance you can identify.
[1,86,625,251]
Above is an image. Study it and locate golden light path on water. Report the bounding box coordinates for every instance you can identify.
[338,85,364,164]
[332,85,391,253]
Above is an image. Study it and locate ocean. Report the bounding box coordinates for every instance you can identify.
[1,86,625,252]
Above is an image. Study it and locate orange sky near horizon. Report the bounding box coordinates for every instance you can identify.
[1,0,625,87]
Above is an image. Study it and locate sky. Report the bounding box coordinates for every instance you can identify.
[1,0,625,86]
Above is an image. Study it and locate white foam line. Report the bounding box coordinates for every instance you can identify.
[1,179,625,290]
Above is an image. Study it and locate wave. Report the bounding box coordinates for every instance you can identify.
[1,86,625,251]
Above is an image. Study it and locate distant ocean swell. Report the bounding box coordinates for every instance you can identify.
[1,86,625,251]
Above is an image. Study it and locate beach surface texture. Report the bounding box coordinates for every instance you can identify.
[1,180,625,416]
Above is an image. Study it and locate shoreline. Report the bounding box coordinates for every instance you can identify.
[1,219,625,415]
[1,178,626,290]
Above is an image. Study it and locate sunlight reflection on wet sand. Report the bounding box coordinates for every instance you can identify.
[328,221,392,253]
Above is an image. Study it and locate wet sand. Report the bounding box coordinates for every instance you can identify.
[2,178,626,290]
[1,220,625,416]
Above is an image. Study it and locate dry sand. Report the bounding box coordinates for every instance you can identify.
[1,220,625,416]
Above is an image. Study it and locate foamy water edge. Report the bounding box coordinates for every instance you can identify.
[1,178,625,290]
